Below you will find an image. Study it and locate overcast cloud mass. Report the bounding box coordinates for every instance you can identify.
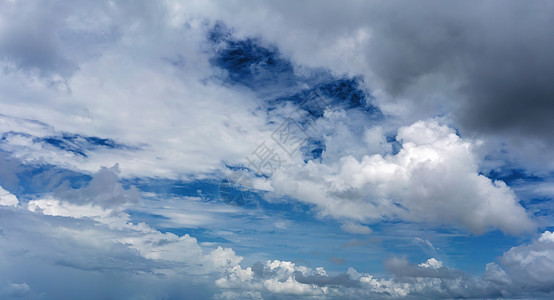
[1,0,553,299]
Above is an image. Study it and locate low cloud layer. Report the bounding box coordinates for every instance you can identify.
[215,232,554,299]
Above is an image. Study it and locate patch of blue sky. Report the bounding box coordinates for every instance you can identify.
[2,130,137,159]
[485,168,545,186]
[300,138,326,161]
[208,24,381,117]
[266,78,380,117]
[123,177,221,199]
[385,134,403,155]
[485,168,554,215]
[36,133,136,157]
[445,230,531,276]
[209,32,300,97]
[207,25,386,168]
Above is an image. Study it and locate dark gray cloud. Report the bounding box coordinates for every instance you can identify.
[0,1,77,77]
[293,271,360,288]
[0,0,164,78]
[363,1,554,140]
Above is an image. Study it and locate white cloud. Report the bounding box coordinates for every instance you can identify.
[419,258,442,269]
[215,260,328,297]
[495,231,554,291]
[0,1,552,299]
[0,185,18,207]
[0,203,217,298]
[0,0,280,179]
[26,191,242,276]
[271,120,534,234]
[4,183,554,299]
[539,231,554,243]
[0,1,538,238]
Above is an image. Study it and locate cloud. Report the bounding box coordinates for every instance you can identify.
[191,0,554,174]
[272,119,534,234]
[214,236,554,299]
[0,1,552,299]
[215,257,469,299]
[0,185,18,207]
[294,271,360,288]
[52,164,139,208]
[419,258,442,269]
[493,230,554,292]
[0,1,278,179]
[340,222,372,234]
[0,207,217,298]
[1,282,30,298]
[215,260,330,297]
[23,171,242,275]
[0,188,241,299]
[385,257,461,280]
[3,175,554,300]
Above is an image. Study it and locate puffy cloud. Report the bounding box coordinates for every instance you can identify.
[539,231,554,243]
[52,164,139,208]
[494,231,554,292]
[419,258,442,269]
[215,257,473,299]
[0,185,17,207]
[215,260,329,297]
[272,120,533,234]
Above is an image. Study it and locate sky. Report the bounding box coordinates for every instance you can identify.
[0,0,554,299]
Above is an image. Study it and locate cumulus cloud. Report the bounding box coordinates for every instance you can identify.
[215,257,472,299]
[216,260,331,297]
[0,185,17,207]
[493,231,554,292]
[214,233,554,299]
[272,120,533,234]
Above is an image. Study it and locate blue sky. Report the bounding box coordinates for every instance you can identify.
[1,1,554,299]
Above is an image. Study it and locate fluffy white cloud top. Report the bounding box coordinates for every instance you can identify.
[0,185,17,207]
[272,120,533,234]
